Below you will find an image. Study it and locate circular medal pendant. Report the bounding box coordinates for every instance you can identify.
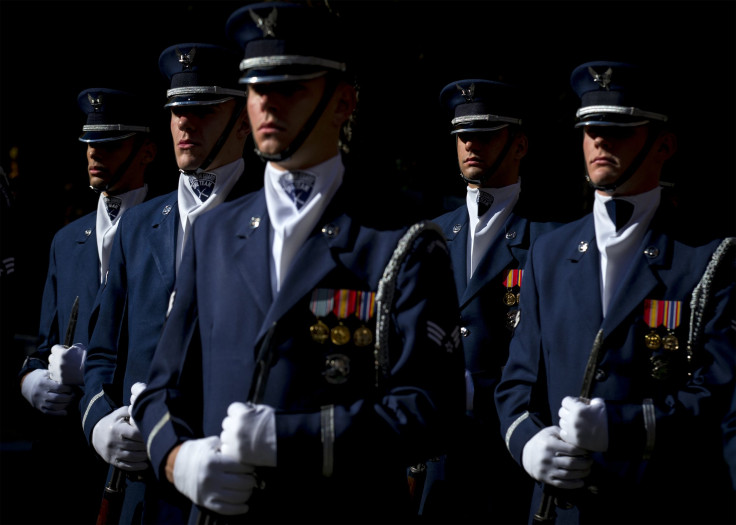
[324,354,350,384]
[330,323,351,345]
[662,334,679,351]
[503,291,517,306]
[310,320,330,344]
[644,331,661,350]
[353,325,373,347]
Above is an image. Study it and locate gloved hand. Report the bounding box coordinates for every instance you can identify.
[174,436,258,515]
[48,343,87,385]
[559,396,609,452]
[92,405,148,471]
[220,402,277,467]
[20,368,74,416]
[128,382,146,430]
[521,426,593,489]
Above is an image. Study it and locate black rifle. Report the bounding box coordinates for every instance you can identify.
[533,329,604,523]
[63,296,79,347]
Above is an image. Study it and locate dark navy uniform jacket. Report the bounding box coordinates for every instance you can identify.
[81,173,252,523]
[22,211,98,378]
[133,183,466,523]
[19,210,112,525]
[496,203,736,524]
[424,202,559,523]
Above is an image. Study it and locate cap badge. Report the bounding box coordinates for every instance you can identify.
[250,7,278,37]
[588,66,613,90]
[88,93,103,112]
[456,82,475,103]
[176,47,196,70]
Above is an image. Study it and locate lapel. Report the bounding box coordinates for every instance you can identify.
[462,212,527,307]
[440,207,471,300]
[146,196,178,296]
[257,197,355,342]
[75,215,102,300]
[232,192,272,321]
[563,217,604,334]
[601,226,668,335]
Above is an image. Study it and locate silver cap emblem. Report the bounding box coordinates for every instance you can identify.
[88,93,103,112]
[588,66,613,90]
[456,82,475,103]
[176,47,196,70]
[250,7,278,37]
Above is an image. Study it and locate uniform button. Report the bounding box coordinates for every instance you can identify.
[643,246,659,258]
[452,224,462,234]
[459,326,470,337]
[322,224,339,238]
[578,241,589,253]
[594,368,607,381]
[505,231,517,240]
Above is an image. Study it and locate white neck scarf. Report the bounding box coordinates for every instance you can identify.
[465,182,520,280]
[176,158,244,272]
[264,154,343,296]
[96,184,148,282]
[594,186,660,316]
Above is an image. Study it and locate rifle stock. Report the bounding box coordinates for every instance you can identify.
[96,467,125,525]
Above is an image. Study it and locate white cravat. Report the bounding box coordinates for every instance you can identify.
[176,158,244,272]
[264,154,343,296]
[96,184,148,282]
[594,186,660,316]
[465,182,520,280]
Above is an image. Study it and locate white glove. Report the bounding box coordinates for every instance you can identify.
[559,396,609,452]
[21,368,74,416]
[92,406,148,471]
[128,382,147,431]
[220,402,277,467]
[521,426,593,489]
[48,343,87,385]
[174,436,258,516]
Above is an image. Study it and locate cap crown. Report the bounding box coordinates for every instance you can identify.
[439,79,524,134]
[77,88,151,143]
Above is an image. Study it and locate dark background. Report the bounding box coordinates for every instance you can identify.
[0,1,734,523]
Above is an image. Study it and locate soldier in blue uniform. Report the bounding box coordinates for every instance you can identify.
[19,88,156,524]
[81,44,254,524]
[495,61,736,524]
[418,79,561,523]
[132,3,465,523]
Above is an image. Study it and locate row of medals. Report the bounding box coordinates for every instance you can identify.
[310,319,374,347]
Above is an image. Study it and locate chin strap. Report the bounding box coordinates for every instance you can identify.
[182,98,247,177]
[585,127,659,193]
[255,75,340,163]
[91,134,147,195]
[459,128,517,186]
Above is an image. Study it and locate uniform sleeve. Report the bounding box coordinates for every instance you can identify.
[276,226,467,477]
[80,219,128,442]
[495,240,546,464]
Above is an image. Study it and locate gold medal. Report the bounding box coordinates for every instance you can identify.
[503,291,517,306]
[353,325,373,347]
[662,333,679,351]
[644,331,661,350]
[330,323,351,345]
[310,320,330,344]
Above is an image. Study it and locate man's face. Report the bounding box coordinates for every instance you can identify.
[246,77,328,161]
[86,136,138,193]
[582,125,650,191]
[170,99,236,171]
[456,128,511,186]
